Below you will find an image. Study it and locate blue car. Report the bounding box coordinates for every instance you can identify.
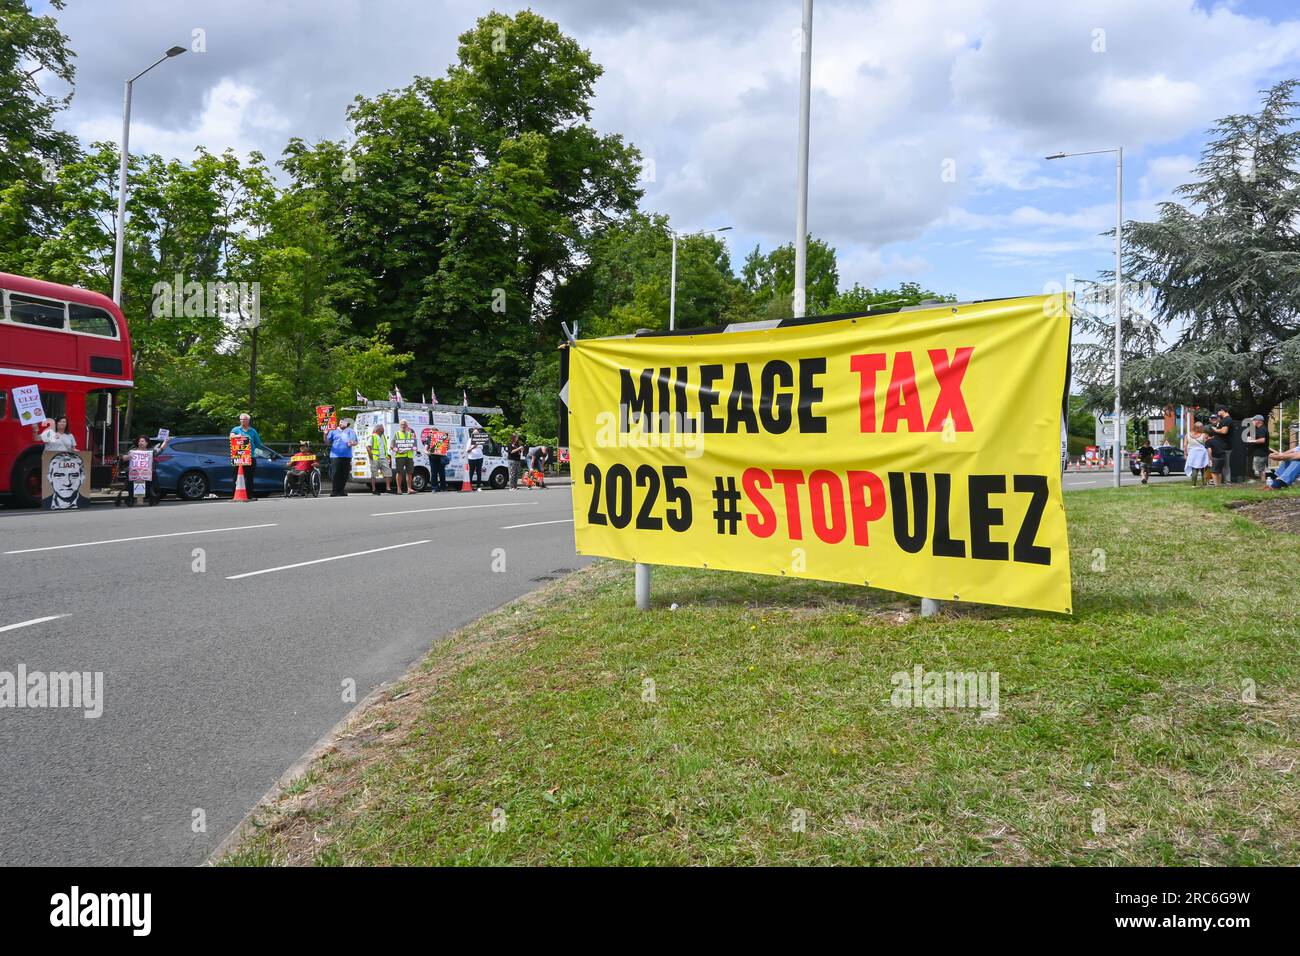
[152,435,290,500]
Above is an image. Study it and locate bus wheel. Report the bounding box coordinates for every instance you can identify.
[489,467,509,490]
[12,452,41,508]
[177,470,210,501]
[411,468,429,493]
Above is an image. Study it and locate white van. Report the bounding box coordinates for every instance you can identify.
[346,403,512,491]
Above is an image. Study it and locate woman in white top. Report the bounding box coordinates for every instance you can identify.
[34,416,77,452]
[1185,422,1210,486]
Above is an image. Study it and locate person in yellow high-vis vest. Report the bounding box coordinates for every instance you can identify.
[367,424,392,495]
[392,419,417,495]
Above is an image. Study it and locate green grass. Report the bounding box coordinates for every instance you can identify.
[224,484,1300,866]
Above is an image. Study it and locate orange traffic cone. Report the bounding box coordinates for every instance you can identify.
[460,470,473,492]
[233,464,250,501]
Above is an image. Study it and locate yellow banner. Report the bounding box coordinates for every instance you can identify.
[568,295,1072,613]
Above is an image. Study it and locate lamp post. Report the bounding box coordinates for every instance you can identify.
[793,0,813,318]
[112,46,187,307]
[1046,146,1123,488]
[669,225,732,330]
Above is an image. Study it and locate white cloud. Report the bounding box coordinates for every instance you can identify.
[44,0,1300,296]
[73,79,289,162]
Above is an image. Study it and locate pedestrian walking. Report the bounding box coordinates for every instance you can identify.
[367,424,393,495]
[325,417,358,496]
[392,419,417,494]
[1137,439,1154,484]
[507,432,525,490]
[230,413,268,500]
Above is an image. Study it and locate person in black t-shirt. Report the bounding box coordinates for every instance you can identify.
[1137,440,1155,484]
[1204,412,1230,486]
[1246,414,1270,482]
[1221,404,1246,483]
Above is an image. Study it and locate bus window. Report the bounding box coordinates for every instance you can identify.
[68,303,118,337]
[40,391,67,422]
[7,293,67,329]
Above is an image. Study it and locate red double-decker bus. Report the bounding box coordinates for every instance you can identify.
[1,272,134,507]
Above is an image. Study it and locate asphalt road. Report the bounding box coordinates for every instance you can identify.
[1063,469,1190,490]
[0,484,585,865]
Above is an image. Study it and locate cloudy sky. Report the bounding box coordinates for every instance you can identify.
[30,0,1300,301]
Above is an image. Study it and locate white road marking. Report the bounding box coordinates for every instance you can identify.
[371,502,536,517]
[226,539,431,579]
[500,518,574,530]
[0,615,67,634]
[4,523,279,555]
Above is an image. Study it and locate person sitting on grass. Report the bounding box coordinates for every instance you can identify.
[1264,445,1300,490]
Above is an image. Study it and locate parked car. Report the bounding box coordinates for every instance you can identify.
[1129,444,1186,477]
[152,435,290,500]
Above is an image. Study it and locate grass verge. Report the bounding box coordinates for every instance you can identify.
[223,484,1300,865]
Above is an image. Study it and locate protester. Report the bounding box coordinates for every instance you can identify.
[1185,422,1210,486]
[1265,444,1300,490]
[121,434,168,505]
[507,433,525,490]
[325,417,358,496]
[230,413,268,500]
[367,424,393,495]
[33,416,76,452]
[392,419,417,495]
[424,427,448,492]
[1204,412,1230,486]
[530,445,548,488]
[1247,414,1271,483]
[286,439,315,495]
[1137,439,1154,485]
[466,437,484,490]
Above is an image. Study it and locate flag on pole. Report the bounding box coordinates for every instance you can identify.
[430,387,438,404]
[462,390,468,407]
[355,390,368,403]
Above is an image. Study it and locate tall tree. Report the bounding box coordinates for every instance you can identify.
[0,0,78,271]
[828,281,955,314]
[283,10,643,410]
[741,236,839,316]
[1075,80,1300,414]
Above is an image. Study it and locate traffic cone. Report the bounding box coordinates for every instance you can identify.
[460,470,473,492]
[233,464,250,501]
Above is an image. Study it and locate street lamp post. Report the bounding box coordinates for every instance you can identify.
[1046,146,1124,488]
[669,225,731,331]
[112,46,187,307]
[793,0,813,318]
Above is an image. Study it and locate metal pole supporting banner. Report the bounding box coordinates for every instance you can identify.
[921,598,941,618]
[669,233,678,331]
[635,562,651,611]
